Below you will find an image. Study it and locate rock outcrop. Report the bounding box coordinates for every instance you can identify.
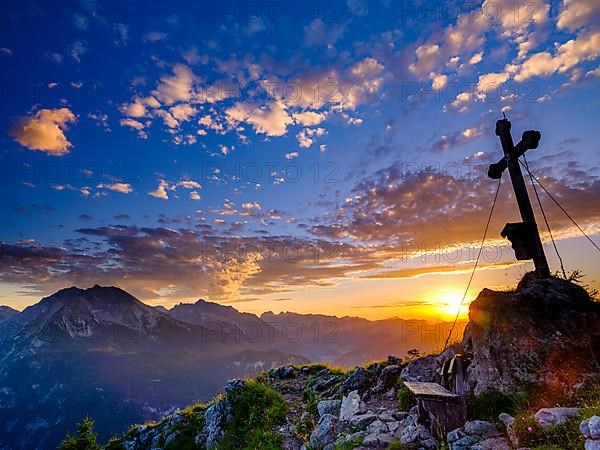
[462,273,600,395]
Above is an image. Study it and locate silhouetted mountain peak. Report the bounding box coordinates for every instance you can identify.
[0,305,19,322]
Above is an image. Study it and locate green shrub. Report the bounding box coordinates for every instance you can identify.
[468,390,529,423]
[216,380,287,450]
[303,387,320,418]
[396,385,416,412]
[58,417,101,450]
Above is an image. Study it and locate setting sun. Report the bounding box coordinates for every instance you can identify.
[436,288,470,319]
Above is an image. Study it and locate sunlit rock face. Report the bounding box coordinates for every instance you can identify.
[463,272,600,396]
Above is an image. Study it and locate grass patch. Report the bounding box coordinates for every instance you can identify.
[296,362,348,376]
[396,384,416,412]
[468,390,529,423]
[163,403,207,450]
[334,435,364,449]
[216,380,287,450]
[511,381,599,449]
[512,414,584,449]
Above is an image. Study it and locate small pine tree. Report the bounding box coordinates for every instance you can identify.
[58,417,101,450]
[406,348,421,360]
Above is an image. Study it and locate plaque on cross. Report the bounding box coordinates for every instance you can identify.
[488,116,550,279]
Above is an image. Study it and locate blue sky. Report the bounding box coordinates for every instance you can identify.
[1,0,599,317]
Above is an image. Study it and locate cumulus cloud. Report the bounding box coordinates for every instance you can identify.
[10,108,77,155]
[177,180,202,189]
[226,100,292,137]
[429,125,484,153]
[296,127,327,148]
[149,180,173,200]
[515,31,600,81]
[558,0,600,31]
[120,118,148,139]
[97,182,133,194]
[120,99,147,118]
[293,111,326,126]
[152,63,197,105]
[170,103,197,121]
[477,71,511,92]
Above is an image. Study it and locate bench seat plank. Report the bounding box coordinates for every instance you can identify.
[403,381,459,399]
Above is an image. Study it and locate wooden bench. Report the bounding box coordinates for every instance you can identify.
[404,381,467,438]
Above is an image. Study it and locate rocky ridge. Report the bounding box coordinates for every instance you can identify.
[97,273,600,449]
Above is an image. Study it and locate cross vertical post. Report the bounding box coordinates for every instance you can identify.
[490,118,550,278]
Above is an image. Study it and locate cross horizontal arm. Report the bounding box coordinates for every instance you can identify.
[488,130,541,179]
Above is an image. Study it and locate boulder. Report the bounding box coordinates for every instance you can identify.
[393,410,435,446]
[471,437,510,450]
[499,413,517,446]
[372,365,402,393]
[589,416,600,440]
[313,376,340,392]
[270,365,296,379]
[362,432,395,448]
[582,416,600,450]
[448,421,503,450]
[447,428,467,443]
[377,411,395,422]
[462,273,600,395]
[204,401,228,449]
[340,367,371,393]
[339,390,362,421]
[317,399,342,418]
[400,355,437,382]
[535,407,580,426]
[498,413,514,428]
[348,413,378,428]
[586,440,600,450]
[463,420,499,439]
[449,435,478,449]
[309,414,338,449]
[366,419,388,434]
[582,418,592,439]
[386,421,400,434]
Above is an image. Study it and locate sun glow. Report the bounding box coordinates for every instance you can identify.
[437,288,470,319]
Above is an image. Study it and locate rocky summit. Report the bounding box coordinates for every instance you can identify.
[462,272,600,396]
[73,274,600,449]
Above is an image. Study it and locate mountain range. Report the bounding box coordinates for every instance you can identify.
[0,285,464,449]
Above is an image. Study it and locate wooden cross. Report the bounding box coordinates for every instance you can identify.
[488,116,550,278]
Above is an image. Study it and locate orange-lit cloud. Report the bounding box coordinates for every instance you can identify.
[10,108,76,155]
